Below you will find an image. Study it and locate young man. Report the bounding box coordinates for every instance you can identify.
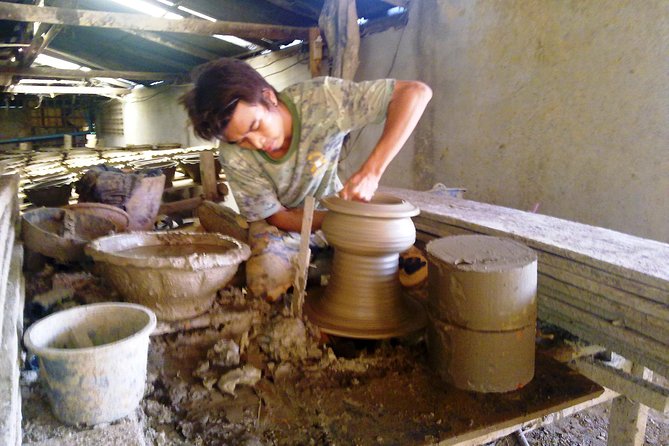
[182,58,432,300]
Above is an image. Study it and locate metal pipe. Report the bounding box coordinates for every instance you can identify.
[0,131,92,145]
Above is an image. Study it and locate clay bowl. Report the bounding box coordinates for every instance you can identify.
[177,153,222,184]
[132,159,178,188]
[23,179,73,207]
[85,232,251,321]
[22,207,117,263]
[64,203,131,232]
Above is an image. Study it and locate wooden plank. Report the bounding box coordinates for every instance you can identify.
[573,358,668,413]
[158,196,204,215]
[292,196,315,318]
[383,187,669,292]
[0,244,24,446]
[607,363,651,446]
[0,226,16,345]
[442,388,617,446]
[539,277,669,346]
[539,298,669,363]
[0,66,182,81]
[0,3,310,41]
[416,218,668,310]
[20,23,62,68]
[538,308,669,378]
[538,250,667,307]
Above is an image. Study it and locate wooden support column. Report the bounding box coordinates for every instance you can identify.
[308,27,322,78]
[199,151,218,201]
[292,196,315,318]
[607,363,652,446]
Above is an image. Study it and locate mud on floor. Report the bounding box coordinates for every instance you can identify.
[19,266,669,446]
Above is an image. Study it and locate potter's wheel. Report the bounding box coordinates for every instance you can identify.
[305,286,426,339]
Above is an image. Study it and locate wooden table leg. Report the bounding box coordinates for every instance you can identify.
[607,363,652,445]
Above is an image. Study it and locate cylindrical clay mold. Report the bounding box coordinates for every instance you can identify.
[427,317,535,393]
[426,235,537,392]
[426,235,537,331]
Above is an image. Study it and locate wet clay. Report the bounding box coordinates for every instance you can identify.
[86,232,251,321]
[305,194,426,339]
[426,235,537,392]
[426,235,538,330]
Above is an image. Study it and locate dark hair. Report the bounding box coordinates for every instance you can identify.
[180,58,277,141]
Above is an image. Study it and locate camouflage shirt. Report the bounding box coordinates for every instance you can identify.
[218,76,395,221]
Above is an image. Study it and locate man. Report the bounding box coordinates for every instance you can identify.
[182,58,431,300]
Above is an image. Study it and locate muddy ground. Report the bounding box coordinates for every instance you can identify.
[20,265,669,445]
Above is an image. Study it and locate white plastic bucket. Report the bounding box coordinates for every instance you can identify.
[24,303,156,425]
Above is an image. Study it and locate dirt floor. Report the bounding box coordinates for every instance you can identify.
[19,264,669,446]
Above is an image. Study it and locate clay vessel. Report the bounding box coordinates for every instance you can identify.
[305,194,426,339]
[125,174,165,230]
[178,152,222,184]
[64,203,131,233]
[85,232,251,321]
[22,207,117,263]
[24,179,73,207]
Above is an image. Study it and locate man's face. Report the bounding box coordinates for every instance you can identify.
[222,90,285,154]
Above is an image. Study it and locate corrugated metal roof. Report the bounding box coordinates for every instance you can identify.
[0,0,406,93]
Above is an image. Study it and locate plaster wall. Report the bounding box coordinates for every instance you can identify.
[353,0,669,242]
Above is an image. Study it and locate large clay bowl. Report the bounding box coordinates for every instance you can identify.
[178,153,222,184]
[22,207,117,263]
[64,203,131,232]
[132,159,178,188]
[85,232,251,321]
[24,179,73,207]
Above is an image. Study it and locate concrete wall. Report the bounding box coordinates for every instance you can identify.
[351,0,668,242]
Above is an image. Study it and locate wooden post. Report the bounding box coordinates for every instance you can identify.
[308,27,322,78]
[292,196,315,318]
[63,134,72,150]
[199,151,218,201]
[607,363,652,446]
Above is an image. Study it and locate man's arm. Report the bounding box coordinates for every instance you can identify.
[340,80,432,201]
[266,207,327,233]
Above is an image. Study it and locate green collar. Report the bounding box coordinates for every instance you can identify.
[255,92,300,164]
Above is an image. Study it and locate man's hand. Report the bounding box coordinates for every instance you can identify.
[340,169,381,201]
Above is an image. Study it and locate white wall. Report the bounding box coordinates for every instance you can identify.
[118,49,311,149]
[351,0,669,242]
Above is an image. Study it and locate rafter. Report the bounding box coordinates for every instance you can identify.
[20,23,62,68]
[0,3,310,41]
[0,66,183,81]
[122,30,220,61]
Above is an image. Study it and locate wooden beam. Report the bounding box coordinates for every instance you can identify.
[5,84,129,96]
[44,48,108,70]
[0,3,310,41]
[0,66,183,81]
[20,23,63,68]
[573,358,668,413]
[308,27,322,77]
[608,363,652,446]
[122,30,220,61]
